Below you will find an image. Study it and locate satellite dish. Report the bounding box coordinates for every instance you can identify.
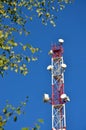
[52,128,56,130]
[60,94,70,102]
[43,94,50,102]
[58,39,64,44]
[60,94,67,99]
[48,50,53,55]
[61,64,67,69]
[58,128,66,130]
[47,65,53,70]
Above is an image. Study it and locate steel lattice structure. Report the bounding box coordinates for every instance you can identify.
[44,39,70,130]
[51,42,66,130]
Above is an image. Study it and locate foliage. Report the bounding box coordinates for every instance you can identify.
[0,97,28,130]
[0,0,72,26]
[0,0,72,76]
[0,25,39,77]
[22,119,44,130]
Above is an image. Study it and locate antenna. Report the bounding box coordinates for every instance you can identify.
[44,39,70,130]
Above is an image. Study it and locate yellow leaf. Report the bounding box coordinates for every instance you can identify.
[13,43,18,46]
[0,122,4,127]
[29,17,33,21]
[14,7,17,11]
[23,45,27,51]
[15,69,18,73]
[0,31,4,38]
[32,57,37,61]
[30,47,35,53]
[26,57,30,62]
[0,60,3,67]
[20,66,24,70]
[0,4,4,9]
[3,66,8,70]
[46,12,50,18]
[0,9,5,14]
[23,64,26,67]
[23,71,28,75]
[5,46,11,50]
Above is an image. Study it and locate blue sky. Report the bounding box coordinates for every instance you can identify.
[0,0,86,130]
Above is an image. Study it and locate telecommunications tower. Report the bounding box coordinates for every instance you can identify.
[43,39,70,130]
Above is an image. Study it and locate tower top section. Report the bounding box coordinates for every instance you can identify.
[49,38,64,58]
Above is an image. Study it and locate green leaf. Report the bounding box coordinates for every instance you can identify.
[5,112,12,118]
[22,128,29,130]
[35,124,40,129]
[22,45,27,51]
[31,57,38,61]
[65,0,70,3]
[26,57,30,62]
[0,127,4,130]
[13,116,17,122]
[32,127,37,130]
[29,17,33,21]
[38,119,44,123]
[16,107,21,115]
[26,44,31,48]
[0,116,2,121]
[3,108,7,114]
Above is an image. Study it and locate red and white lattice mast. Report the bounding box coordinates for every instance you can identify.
[43,39,70,130]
